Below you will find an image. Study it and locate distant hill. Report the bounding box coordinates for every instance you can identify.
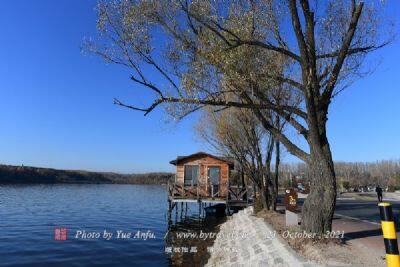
[0,164,173,184]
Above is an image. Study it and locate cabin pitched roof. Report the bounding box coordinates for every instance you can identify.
[169,152,234,167]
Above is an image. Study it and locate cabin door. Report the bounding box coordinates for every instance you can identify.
[208,166,220,197]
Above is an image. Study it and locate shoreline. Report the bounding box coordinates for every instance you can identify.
[0,164,173,185]
[0,182,168,185]
[205,207,312,267]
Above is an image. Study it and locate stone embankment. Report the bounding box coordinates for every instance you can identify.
[206,207,320,267]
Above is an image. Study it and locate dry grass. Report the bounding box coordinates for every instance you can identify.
[256,209,385,266]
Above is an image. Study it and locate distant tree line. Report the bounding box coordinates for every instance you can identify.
[0,164,173,185]
[279,160,400,191]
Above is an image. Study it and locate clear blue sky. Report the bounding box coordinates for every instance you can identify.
[0,1,399,173]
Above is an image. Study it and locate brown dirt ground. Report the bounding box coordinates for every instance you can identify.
[256,209,385,267]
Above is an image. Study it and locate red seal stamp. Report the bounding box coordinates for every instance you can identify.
[54,227,68,241]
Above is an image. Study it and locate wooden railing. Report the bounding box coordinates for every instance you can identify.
[168,181,253,201]
[168,181,222,199]
[168,181,208,199]
[228,185,253,201]
[210,184,220,198]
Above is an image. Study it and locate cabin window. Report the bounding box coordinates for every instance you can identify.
[208,166,220,185]
[184,165,199,186]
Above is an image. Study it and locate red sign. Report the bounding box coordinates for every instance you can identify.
[54,227,68,241]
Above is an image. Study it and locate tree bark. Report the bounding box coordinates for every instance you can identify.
[241,167,247,201]
[260,182,270,211]
[301,133,337,234]
[273,140,280,211]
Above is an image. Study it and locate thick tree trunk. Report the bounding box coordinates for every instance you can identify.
[260,183,270,211]
[273,140,280,211]
[301,141,336,234]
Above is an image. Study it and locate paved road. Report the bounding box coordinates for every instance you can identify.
[335,199,400,226]
[280,196,400,225]
[279,196,400,261]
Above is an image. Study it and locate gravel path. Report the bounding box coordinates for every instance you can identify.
[205,207,321,267]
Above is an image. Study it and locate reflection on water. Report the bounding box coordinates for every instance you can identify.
[0,184,226,267]
[165,203,226,267]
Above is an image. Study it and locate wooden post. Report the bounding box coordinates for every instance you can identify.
[198,201,201,218]
[167,200,172,224]
[175,202,178,221]
[182,202,185,219]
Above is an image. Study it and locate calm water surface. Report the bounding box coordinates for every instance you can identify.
[0,184,223,267]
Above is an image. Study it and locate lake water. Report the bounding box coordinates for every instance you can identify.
[0,184,224,267]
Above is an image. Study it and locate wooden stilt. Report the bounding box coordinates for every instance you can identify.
[175,202,178,222]
[180,202,184,221]
[198,201,201,218]
[168,200,172,223]
[185,203,188,216]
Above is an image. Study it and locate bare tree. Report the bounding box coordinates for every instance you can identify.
[197,108,278,210]
[88,0,392,234]
[335,160,400,190]
[280,160,400,192]
[272,118,281,211]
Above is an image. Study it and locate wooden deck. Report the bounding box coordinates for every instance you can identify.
[167,181,253,207]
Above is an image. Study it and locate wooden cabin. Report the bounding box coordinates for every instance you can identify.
[169,152,234,201]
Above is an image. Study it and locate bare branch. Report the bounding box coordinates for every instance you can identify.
[288,0,309,66]
[317,42,391,59]
[321,2,364,105]
[130,76,163,97]
[227,40,301,62]
[113,97,163,115]
[241,92,310,162]
[254,108,310,162]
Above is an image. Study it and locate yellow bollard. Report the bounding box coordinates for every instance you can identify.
[379,202,400,267]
